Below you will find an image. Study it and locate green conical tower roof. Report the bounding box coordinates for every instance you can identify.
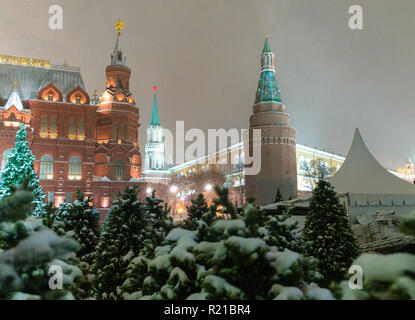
[150,86,161,126]
[263,34,272,53]
[254,34,282,104]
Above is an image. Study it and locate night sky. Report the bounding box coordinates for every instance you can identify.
[1,0,414,169]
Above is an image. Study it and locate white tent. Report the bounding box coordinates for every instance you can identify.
[329,128,415,195]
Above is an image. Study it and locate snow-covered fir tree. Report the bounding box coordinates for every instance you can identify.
[0,179,82,299]
[118,191,176,299]
[263,207,310,254]
[183,193,209,230]
[336,211,415,299]
[56,191,100,265]
[93,186,171,299]
[120,187,331,300]
[139,190,175,258]
[303,177,360,286]
[0,124,45,216]
[53,191,101,299]
[93,186,144,299]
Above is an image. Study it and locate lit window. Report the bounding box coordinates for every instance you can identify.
[65,192,72,203]
[1,149,13,171]
[50,118,57,138]
[114,159,124,181]
[40,118,48,138]
[69,120,76,139]
[68,156,82,180]
[78,120,85,140]
[48,191,55,203]
[40,155,54,180]
[47,91,54,101]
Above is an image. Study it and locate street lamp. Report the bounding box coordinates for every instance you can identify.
[170,185,178,217]
[177,207,184,222]
[205,184,212,204]
[146,187,152,194]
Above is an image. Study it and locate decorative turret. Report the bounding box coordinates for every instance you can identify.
[144,86,165,171]
[111,20,127,66]
[95,21,142,181]
[246,34,298,204]
[101,20,134,103]
[4,81,24,111]
[254,34,282,104]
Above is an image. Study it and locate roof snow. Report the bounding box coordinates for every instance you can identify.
[4,87,24,111]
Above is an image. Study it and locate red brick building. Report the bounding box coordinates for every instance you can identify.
[0,28,142,221]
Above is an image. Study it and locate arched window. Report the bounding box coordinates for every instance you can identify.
[75,93,81,104]
[68,156,82,180]
[47,90,54,101]
[114,159,125,181]
[1,149,13,171]
[40,155,54,179]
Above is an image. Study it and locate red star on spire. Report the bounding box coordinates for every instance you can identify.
[153,86,158,92]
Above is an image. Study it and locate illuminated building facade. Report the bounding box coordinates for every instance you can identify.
[0,22,142,221]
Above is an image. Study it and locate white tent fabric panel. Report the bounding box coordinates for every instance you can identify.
[330,129,415,195]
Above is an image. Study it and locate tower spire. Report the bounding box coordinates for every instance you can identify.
[263,33,272,53]
[150,86,161,126]
[111,20,127,66]
[254,34,281,104]
[4,81,24,111]
[144,86,165,171]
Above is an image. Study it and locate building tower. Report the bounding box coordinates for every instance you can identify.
[144,86,165,171]
[95,20,142,183]
[245,35,297,204]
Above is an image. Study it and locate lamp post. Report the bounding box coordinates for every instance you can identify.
[170,185,178,217]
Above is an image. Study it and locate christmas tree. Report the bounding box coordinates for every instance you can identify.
[263,206,309,254]
[56,190,100,265]
[93,185,148,299]
[0,124,45,216]
[183,193,209,230]
[303,178,360,286]
[119,191,176,299]
[0,179,82,300]
[121,187,329,300]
